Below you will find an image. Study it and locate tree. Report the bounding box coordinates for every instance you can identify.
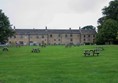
[0,9,15,44]
[102,0,118,21]
[96,0,118,44]
[97,19,118,44]
[82,25,96,30]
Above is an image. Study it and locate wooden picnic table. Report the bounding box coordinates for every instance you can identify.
[84,49,99,56]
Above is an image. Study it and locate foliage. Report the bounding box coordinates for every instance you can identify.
[0,9,15,44]
[82,25,95,30]
[102,0,118,21]
[96,0,118,44]
[97,19,118,44]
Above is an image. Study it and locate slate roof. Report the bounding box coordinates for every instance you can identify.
[15,29,96,35]
[80,29,97,34]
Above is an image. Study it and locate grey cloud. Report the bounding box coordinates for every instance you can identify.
[68,0,109,13]
[0,0,111,29]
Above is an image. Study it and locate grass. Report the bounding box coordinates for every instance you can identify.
[0,45,118,83]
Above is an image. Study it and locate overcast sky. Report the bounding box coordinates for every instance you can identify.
[1,0,112,29]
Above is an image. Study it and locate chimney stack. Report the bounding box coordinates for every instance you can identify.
[45,26,47,31]
[69,27,71,30]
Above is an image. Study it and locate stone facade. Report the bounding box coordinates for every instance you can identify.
[8,28,96,45]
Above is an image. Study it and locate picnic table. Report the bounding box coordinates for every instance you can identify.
[2,47,8,51]
[84,49,99,56]
[95,47,104,51]
[31,48,40,53]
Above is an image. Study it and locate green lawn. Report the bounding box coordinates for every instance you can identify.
[0,45,118,83]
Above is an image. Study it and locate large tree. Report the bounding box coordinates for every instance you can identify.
[0,9,15,44]
[82,25,96,30]
[96,0,118,44]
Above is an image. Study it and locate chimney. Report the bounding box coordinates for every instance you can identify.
[69,27,71,30]
[45,26,48,31]
[45,26,47,29]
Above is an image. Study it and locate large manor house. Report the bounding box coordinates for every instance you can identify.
[9,27,96,45]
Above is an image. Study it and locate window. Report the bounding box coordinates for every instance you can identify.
[84,39,86,41]
[88,35,90,37]
[70,34,72,37]
[19,41,23,45]
[50,34,52,37]
[9,41,11,44]
[58,39,60,41]
[70,38,73,41]
[84,35,86,37]
[93,39,95,42]
[42,35,44,38]
[36,35,39,38]
[65,34,67,37]
[58,34,61,37]
[54,39,56,41]
[93,35,95,37]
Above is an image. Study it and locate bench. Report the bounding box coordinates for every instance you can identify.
[2,47,8,51]
[32,48,40,53]
[93,50,99,56]
[95,47,104,51]
[84,49,99,56]
[84,50,91,56]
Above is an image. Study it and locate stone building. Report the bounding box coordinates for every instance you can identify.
[8,27,96,45]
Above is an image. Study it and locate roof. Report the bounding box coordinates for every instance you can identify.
[14,29,96,35]
[80,29,97,34]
